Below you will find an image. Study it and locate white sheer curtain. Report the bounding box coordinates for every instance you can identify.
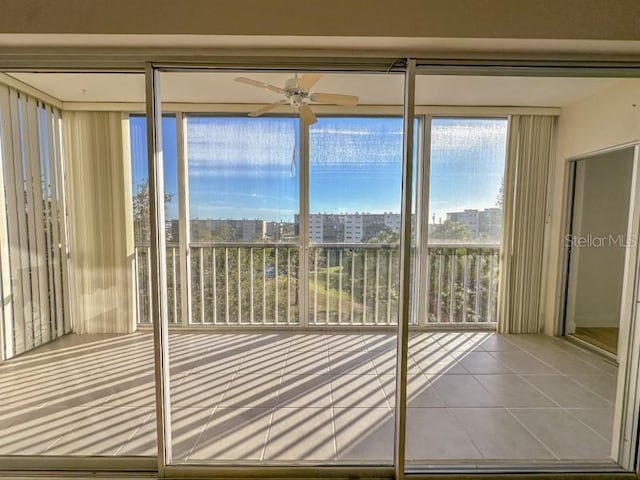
[498,115,557,334]
[64,111,136,334]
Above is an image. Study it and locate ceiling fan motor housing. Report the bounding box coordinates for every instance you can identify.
[288,93,306,107]
[284,76,309,107]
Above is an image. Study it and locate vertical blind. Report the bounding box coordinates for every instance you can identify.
[498,115,556,334]
[0,84,71,360]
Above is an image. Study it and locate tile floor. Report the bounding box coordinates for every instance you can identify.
[0,331,618,464]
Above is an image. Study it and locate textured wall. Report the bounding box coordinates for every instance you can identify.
[542,79,640,335]
[0,0,638,40]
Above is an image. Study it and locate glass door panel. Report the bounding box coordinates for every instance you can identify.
[154,69,405,465]
[0,72,157,459]
[304,72,405,464]
[406,73,633,470]
[407,111,508,465]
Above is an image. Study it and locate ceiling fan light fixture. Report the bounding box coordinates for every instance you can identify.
[235,74,359,123]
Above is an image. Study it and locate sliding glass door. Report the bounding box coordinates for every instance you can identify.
[0,72,158,465]
[4,62,626,476]
[123,66,640,476]
[146,69,406,467]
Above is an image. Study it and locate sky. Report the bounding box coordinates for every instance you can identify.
[130,115,507,223]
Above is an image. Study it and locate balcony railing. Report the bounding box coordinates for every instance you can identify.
[134,242,499,327]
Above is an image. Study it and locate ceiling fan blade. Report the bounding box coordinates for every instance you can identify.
[310,92,359,106]
[297,73,323,91]
[235,77,284,94]
[248,100,287,117]
[298,104,317,125]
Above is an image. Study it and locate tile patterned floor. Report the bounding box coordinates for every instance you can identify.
[0,331,617,464]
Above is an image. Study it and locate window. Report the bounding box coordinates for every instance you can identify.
[308,117,404,330]
[185,115,300,325]
[129,114,180,323]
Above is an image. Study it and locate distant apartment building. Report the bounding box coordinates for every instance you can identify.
[238,219,266,241]
[320,214,345,243]
[478,207,502,240]
[383,213,402,232]
[446,208,502,240]
[298,214,342,243]
[265,221,278,238]
[309,214,324,242]
[447,210,481,237]
[344,214,364,243]
[295,212,403,243]
[190,219,266,241]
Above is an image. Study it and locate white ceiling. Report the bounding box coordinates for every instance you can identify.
[8,71,624,108]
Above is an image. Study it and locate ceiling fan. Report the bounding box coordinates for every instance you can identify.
[234,74,359,125]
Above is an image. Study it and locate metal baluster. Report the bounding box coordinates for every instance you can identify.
[338,249,343,324]
[462,248,468,323]
[425,247,431,325]
[488,249,495,323]
[275,247,279,324]
[199,247,204,324]
[287,248,291,325]
[172,247,178,324]
[387,249,392,324]
[326,249,330,323]
[350,250,355,324]
[237,248,242,323]
[475,248,481,322]
[250,247,254,324]
[147,247,153,323]
[375,249,380,324]
[363,250,368,324]
[313,248,318,324]
[449,248,456,322]
[212,247,217,324]
[134,248,141,323]
[262,248,266,324]
[427,249,433,323]
[225,247,229,324]
[437,249,443,323]
[496,248,500,322]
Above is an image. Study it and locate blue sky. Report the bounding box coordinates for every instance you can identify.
[130,116,507,223]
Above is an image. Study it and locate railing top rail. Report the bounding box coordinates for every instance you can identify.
[311,243,400,249]
[189,241,299,248]
[134,242,500,250]
[427,243,500,249]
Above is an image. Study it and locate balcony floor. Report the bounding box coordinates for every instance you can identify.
[0,331,617,464]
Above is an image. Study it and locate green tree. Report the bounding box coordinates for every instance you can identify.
[132,180,176,323]
[496,176,504,208]
[132,180,174,244]
[429,220,473,241]
[365,226,400,244]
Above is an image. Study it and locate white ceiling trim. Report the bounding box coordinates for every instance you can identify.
[61,101,559,116]
[1,35,640,56]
